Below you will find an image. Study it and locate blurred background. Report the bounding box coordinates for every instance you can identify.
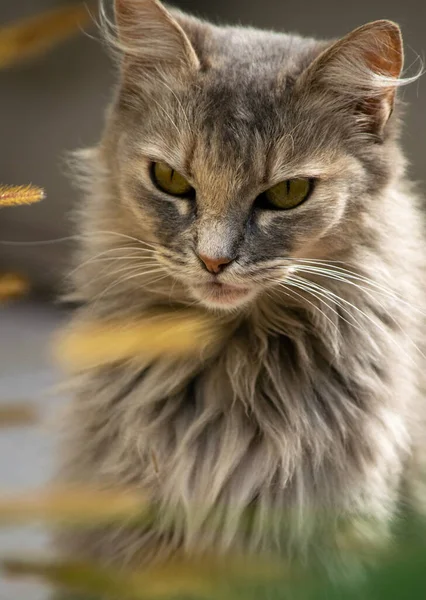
[0,1,424,598]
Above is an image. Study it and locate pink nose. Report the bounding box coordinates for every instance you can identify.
[198,254,233,274]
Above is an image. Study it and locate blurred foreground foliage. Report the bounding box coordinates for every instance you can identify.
[0,402,38,426]
[0,479,425,599]
[2,528,426,600]
[0,185,45,300]
[55,309,222,369]
[0,2,95,69]
[0,273,30,301]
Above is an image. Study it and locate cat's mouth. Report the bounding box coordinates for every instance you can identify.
[190,281,255,309]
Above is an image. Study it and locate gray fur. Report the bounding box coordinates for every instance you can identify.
[59,0,425,573]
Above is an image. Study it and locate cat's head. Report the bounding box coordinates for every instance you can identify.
[85,0,411,311]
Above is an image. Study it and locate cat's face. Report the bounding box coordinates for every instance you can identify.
[100,1,404,311]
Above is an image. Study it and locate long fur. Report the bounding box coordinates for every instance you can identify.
[57,0,426,574]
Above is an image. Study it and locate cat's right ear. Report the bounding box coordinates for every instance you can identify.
[113,0,200,75]
[297,20,406,135]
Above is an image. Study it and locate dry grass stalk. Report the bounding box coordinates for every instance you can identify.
[2,555,284,599]
[0,184,45,207]
[0,402,38,427]
[0,273,30,301]
[0,3,95,69]
[55,310,222,370]
[0,486,150,526]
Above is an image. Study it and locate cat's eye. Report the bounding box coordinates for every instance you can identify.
[151,162,194,198]
[257,178,313,210]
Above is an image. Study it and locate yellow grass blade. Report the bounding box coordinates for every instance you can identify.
[0,403,38,427]
[0,3,95,69]
[2,555,285,599]
[0,273,30,301]
[0,185,45,207]
[0,486,151,527]
[2,558,210,599]
[55,310,222,371]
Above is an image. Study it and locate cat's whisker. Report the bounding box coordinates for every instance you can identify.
[278,278,376,341]
[270,279,341,338]
[291,266,400,319]
[89,261,164,286]
[167,277,179,304]
[142,273,172,289]
[68,246,144,278]
[267,283,340,340]
[79,263,162,298]
[289,275,425,364]
[276,278,371,342]
[91,257,162,266]
[290,264,426,333]
[280,258,426,314]
[70,259,159,284]
[69,246,162,278]
[269,271,376,340]
[92,266,167,307]
[87,230,162,251]
[291,274,391,332]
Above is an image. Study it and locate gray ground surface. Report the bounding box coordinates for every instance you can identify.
[0,300,68,600]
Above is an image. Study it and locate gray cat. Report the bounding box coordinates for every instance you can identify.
[59,0,425,574]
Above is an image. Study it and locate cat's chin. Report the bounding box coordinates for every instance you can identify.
[189,282,257,310]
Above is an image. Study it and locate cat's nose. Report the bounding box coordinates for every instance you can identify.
[198,253,234,274]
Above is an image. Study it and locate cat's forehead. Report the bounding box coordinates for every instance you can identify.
[180,26,329,159]
[177,17,325,75]
[123,23,347,188]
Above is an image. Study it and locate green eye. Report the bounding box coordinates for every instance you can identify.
[259,178,313,210]
[151,162,193,197]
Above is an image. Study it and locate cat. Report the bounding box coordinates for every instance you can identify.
[58,0,425,575]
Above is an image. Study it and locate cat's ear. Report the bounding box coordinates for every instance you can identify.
[113,0,200,74]
[299,20,404,135]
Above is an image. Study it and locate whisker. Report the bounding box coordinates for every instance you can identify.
[88,261,163,287]
[68,247,161,278]
[87,230,162,250]
[291,266,401,323]
[290,266,426,358]
[0,235,81,246]
[279,278,370,340]
[142,273,172,289]
[279,278,376,341]
[92,267,166,306]
[289,275,425,364]
[271,278,341,338]
[280,258,425,313]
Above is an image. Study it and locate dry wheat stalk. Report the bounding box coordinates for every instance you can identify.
[0,3,95,69]
[0,185,45,207]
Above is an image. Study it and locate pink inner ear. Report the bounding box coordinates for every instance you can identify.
[359,25,403,131]
[362,26,403,79]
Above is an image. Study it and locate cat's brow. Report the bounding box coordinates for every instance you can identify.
[184,136,197,179]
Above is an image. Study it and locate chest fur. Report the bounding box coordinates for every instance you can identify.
[72,321,408,554]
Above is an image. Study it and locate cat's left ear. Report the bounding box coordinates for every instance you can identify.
[113,0,200,73]
[298,20,404,135]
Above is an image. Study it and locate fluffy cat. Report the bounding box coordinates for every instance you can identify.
[59,0,425,573]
